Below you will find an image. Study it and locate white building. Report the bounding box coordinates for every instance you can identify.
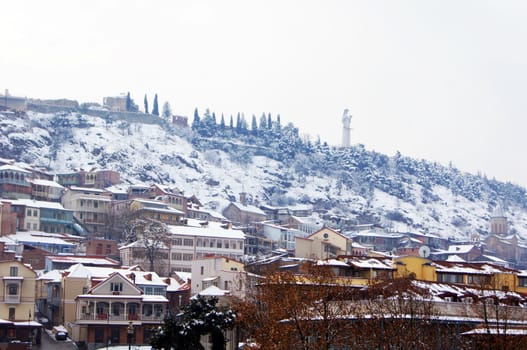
[168,221,245,272]
[190,256,246,298]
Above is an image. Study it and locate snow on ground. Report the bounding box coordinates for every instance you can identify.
[3,110,527,241]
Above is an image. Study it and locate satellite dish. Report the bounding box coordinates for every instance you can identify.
[418,245,431,258]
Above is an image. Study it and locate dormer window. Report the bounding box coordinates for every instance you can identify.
[110,282,123,292]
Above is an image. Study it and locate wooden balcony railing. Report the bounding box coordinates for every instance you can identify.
[79,313,164,322]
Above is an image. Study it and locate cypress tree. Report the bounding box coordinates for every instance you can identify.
[236,113,241,133]
[220,114,225,130]
[144,94,149,114]
[126,92,132,111]
[259,113,267,129]
[251,115,258,135]
[152,94,159,116]
[192,108,200,131]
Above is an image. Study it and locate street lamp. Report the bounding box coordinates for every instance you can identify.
[127,321,134,350]
[28,310,32,349]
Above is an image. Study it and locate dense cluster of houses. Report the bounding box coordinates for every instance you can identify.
[2,158,527,349]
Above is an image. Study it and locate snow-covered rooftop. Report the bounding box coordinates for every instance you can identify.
[0,164,32,173]
[229,202,266,216]
[10,198,68,210]
[7,232,75,246]
[168,223,245,239]
[30,178,64,188]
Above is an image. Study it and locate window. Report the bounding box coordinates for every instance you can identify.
[9,266,18,277]
[8,308,15,321]
[183,239,193,246]
[182,253,193,261]
[112,303,121,316]
[210,240,215,248]
[217,241,222,249]
[173,238,182,246]
[172,253,182,261]
[110,282,123,292]
[200,266,204,275]
[437,273,463,284]
[26,223,30,230]
[225,240,229,249]
[26,209,31,216]
[8,284,18,295]
[33,210,37,216]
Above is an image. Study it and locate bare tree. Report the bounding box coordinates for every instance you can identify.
[236,262,360,350]
[124,218,170,274]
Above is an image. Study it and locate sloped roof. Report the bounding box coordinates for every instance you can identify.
[0,164,32,173]
[191,285,230,298]
[228,202,266,216]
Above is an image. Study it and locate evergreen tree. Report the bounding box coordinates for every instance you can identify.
[251,114,258,135]
[126,92,132,111]
[220,113,225,130]
[192,108,201,131]
[152,94,159,116]
[125,92,138,112]
[150,295,236,350]
[240,113,248,134]
[144,94,149,114]
[200,108,216,137]
[162,101,172,118]
[235,113,241,133]
[259,112,267,129]
[267,113,272,129]
[229,115,234,129]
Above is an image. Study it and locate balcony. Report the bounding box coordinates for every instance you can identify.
[4,294,20,304]
[78,313,163,323]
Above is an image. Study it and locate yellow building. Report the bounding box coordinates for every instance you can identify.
[0,260,37,322]
[0,260,38,343]
[295,227,352,259]
[394,256,436,281]
[394,256,517,292]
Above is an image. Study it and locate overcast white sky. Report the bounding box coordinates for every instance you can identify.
[1,1,527,187]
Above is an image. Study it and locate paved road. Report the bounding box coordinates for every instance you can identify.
[32,329,77,350]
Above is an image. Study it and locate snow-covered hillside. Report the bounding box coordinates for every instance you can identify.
[1,109,527,240]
